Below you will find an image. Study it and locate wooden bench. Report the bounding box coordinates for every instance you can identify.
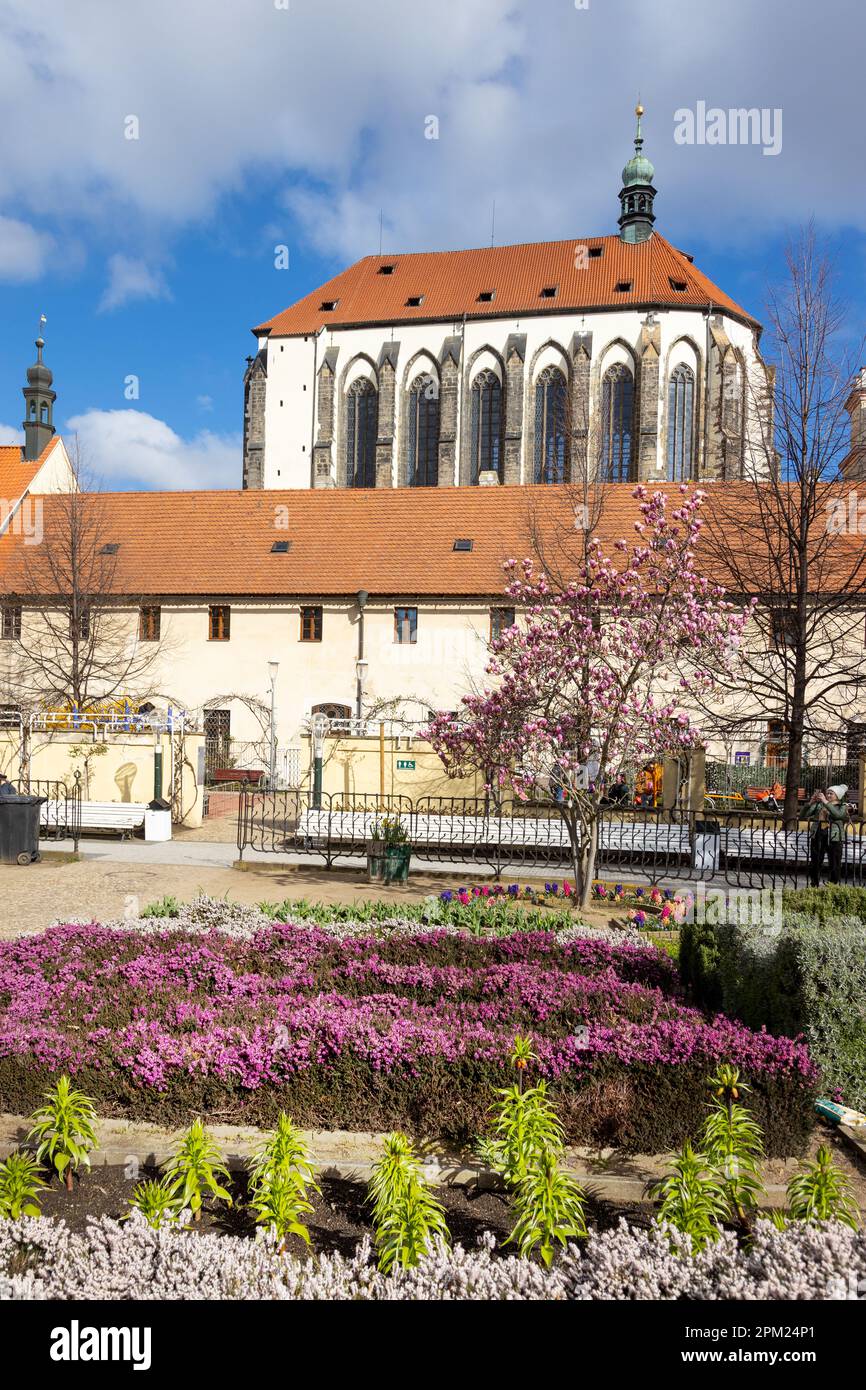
[40,800,148,840]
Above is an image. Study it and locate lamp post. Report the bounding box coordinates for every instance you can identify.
[311,712,327,808]
[268,660,279,788]
[355,589,368,722]
[355,657,369,732]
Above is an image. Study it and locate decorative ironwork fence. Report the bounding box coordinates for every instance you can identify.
[237,791,866,886]
[21,774,82,853]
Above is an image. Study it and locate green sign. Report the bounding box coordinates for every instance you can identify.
[396,759,416,770]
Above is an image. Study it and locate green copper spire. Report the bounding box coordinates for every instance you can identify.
[618,102,657,243]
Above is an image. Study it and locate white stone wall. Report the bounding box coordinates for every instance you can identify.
[255,305,767,487]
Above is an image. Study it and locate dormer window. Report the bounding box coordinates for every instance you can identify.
[452,538,474,552]
[614,281,633,293]
[320,299,339,311]
[477,290,496,303]
[539,286,558,300]
[588,245,604,258]
[406,295,425,307]
[669,277,688,293]
[377,264,396,275]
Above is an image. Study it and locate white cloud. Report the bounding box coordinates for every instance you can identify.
[0,215,53,281]
[0,1,859,280]
[98,254,170,312]
[64,409,241,490]
[0,424,21,444]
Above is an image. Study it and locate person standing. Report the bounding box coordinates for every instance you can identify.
[805,784,849,887]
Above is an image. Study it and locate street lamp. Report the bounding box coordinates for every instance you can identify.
[355,657,369,731]
[268,660,279,787]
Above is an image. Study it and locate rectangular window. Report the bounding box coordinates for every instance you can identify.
[394,606,418,645]
[209,605,231,641]
[490,607,516,642]
[1,605,21,641]
[139,605,161,642]
[300,605,323,642]
[770,611,795,650]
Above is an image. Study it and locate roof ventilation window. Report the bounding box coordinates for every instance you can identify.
[406,294,425,307]
[377,264,396,275]
[477,290,496,303]
[540,285,558,299]
[320,299,339,311]
[271,540,292,553]
[614,281,633,293]
[453,538,474,552]
[99,543,120,555]
[588,245,604,258]
[669,277,688,292]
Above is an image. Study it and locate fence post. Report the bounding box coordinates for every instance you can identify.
[72,770,81,855]
[858,755,866,817]
[662,757,679,810]
[687,748,706,812]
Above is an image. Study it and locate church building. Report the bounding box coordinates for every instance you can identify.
[243,106,772,492]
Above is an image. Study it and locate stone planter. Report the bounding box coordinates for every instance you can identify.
[366,843,386,883]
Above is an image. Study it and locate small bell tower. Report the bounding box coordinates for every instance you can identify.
[618,103,657,244]
[22,321,56,461]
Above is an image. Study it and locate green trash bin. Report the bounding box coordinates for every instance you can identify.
[0,795,47,865]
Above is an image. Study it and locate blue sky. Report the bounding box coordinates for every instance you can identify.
[0,0,862,490]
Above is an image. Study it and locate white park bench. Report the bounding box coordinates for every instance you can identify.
[41,799,147,840]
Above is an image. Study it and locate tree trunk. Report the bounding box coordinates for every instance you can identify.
[784,671,807,824]
[578,816,599,911]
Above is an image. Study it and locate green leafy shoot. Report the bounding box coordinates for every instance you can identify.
[507,1149,587,1266]
[700,1065,765,1224]
[26,1075,98,1192]
[785,1145,860,1230]
[650,1141,729,1252]
[164,1119,232,1221]
[367,1132,449,1273]
[485,1081,564,1187]
[0,1150,47,1219]
[247,1114,320,1249]
[125,1178,183,1229]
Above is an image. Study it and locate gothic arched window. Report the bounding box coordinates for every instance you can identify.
[470,369,502,483]
[407,372,440,486]
[534,366,568,484]
[667,364,695,481]
[601,364,634,482]
[346,378,378,488]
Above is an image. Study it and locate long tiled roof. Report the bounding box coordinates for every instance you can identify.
[253,234,758,337]
[0,483,859,599]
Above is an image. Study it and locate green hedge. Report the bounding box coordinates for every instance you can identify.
[781,885,866,923]
[681,916,866,1109]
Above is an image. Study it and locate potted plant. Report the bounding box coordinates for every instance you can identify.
[369,815,412,885]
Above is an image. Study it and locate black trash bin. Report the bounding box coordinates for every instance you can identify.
[0,795,47,865]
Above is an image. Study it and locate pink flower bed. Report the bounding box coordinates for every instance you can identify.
[0,922,817,1151]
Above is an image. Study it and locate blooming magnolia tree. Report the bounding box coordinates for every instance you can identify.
[427,487,753,908]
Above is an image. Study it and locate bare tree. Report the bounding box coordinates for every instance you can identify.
[2,443,168,712]
[699,227,866,818]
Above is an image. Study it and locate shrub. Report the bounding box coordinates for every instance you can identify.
[680,917,866,1109]
[781,885,866,924]
[507,1150,587,1265]
[4,1214,863,1300]
[125,1179,182,1229]
[650,1142,729,1251]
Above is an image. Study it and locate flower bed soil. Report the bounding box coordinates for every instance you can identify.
[28,1166,648,1259]
[0,921,817,1155]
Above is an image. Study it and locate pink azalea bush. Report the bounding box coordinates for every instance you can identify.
[0,921,816,1153]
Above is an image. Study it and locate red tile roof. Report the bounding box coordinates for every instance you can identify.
[254,234,758,337]
[0,482,857,600]
[0,438,61,513]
